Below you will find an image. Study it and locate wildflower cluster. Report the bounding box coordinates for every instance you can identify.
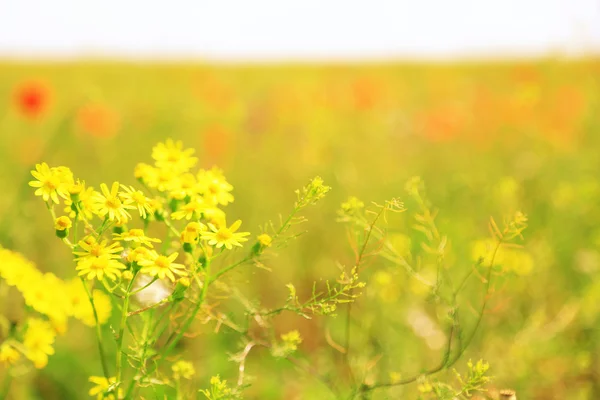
[4,139,338,399]
[1,140,526,399]
[0,248,111,370]
[416,359,492,400]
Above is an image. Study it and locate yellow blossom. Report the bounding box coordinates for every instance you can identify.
[76,255,126,281]
[257,233,272,247]
[180,222,206,244]
[152,139,198,173]
[197,167,234,206]
[172,360,196,380]
[66,279,112,326]
[119,185,154,218]
[202,220,250,250]
[23,318,56,369]
[171,198,206,220]
[54,216,72,231]
[113,229,161,247]
[0,343,21,365]
[28,162,71,204]
[64,185,96,220]
[92,182,135,223]
[138,251,187,282]
[88,376,122,400]
[73,236,124,260]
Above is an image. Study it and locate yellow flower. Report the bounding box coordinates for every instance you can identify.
[76,255,126,281]
[88,376,122,400]
[0,247,42,291]
[134,162,158,183]
[197,167,234,206]
[471,239,534,275]
[138,251,187,282]
[28,163,71,204]
[172,360,196,380]
[0,343,21,365]
[202,220,250,250]
[126,246,152,264]
[73,236,124,260]
[119,185,154,218]
[257,233,272,247]
[66,179,85,197]
[171,198,206,221]
[145,167,178,193]
[21,273,71,333]
[113,228,161,247]
[92,182,135,223]
[54,216,72,231]
[64,185,96,220]
[152,139,198,173]
[180,222,206,244]
[169,172,199,201]
[202,207,226,227]
[67,279,112,326]
[23,318,56,369]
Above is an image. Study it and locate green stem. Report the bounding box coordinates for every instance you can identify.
[0,370,12,400]
[160,259,211,362]
[116,278,136,386]
[80,278,110,379]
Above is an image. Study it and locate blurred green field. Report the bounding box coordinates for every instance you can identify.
[1,59,600,399]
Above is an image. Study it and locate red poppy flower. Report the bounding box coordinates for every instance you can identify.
[14,80,50,119]
[76,103,121,138]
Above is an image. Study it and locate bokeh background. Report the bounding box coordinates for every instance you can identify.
[1,1,600,399]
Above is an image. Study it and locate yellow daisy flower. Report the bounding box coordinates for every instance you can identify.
[28,162,71,204]
[171,198,206,220]
[76,255,126,281]
[92,182,135,223]
[197,167,234,206]
[180,222,206,244]
[152,139,198,173]
[134,162,158,184]
[66,279,112,326]
[23,318,56,369]
[88,376,122,400]
[119,185,154,218]
[73,236,123,260]
[64,184,96,220]
[202,220,250,250]
[54,216,72,231]
[169,172,199,200]
[0,343,21,366]
[113,228,161,247]
[138,251,187,282]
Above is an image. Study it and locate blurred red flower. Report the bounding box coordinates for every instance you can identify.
[13,80,51,119]
[76,103,121,138]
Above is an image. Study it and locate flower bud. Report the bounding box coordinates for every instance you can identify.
[54,216,72,239]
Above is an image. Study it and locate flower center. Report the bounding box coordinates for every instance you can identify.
[132,192,146,203]
[216,228,233,241]
[45,176,60,191]
[155,256,170,269]
[106,196,121,209]
[90,258,108,270]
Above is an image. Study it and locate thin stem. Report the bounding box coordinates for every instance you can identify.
[116,277,136,386]
[343,207,385,385]
[451,240,502,364]
[80,278,110,378]
[160,258,211,362]
[0,370,12,400]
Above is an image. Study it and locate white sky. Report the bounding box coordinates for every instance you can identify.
[1,0,599,60]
